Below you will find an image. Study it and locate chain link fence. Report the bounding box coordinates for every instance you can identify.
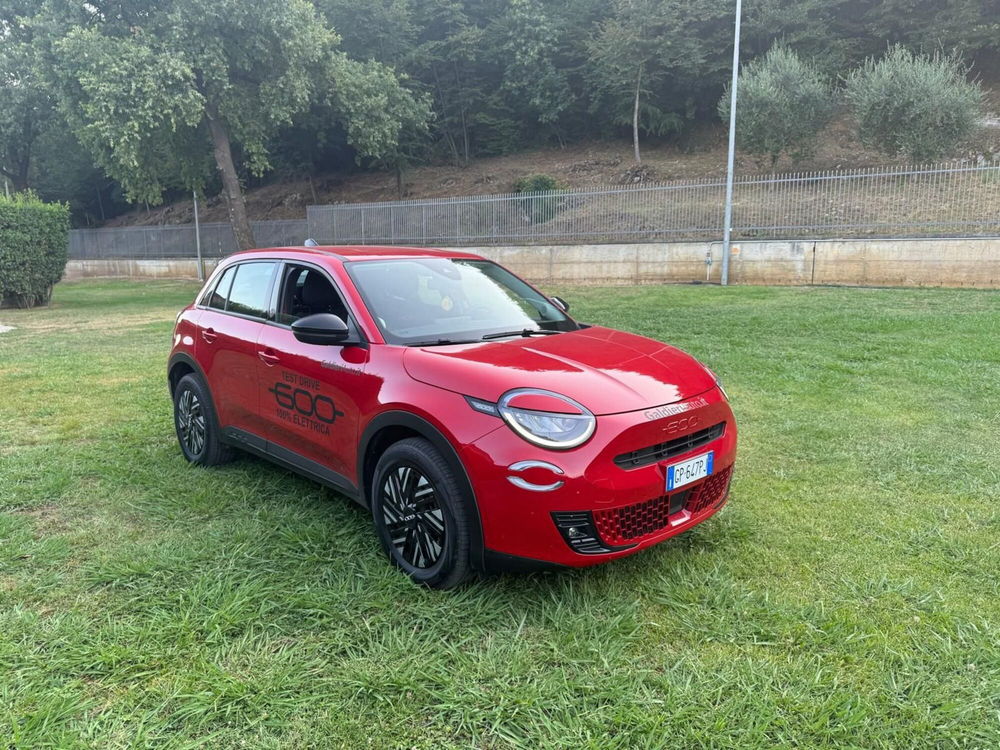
[68,162,1000,259]
[68,220,307,260]
[306,162,1000,246]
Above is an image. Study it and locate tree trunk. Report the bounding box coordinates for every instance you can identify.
[0,162,29,192]
[206,105,255,251]
[633,62,643,165]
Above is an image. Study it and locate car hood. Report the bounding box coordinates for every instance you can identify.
[402,326,716,416]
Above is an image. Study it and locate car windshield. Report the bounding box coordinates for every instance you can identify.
[346,258,577,345]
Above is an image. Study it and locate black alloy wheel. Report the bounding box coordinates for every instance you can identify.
[371,437,473,589]
[380,464,447,569]
[176,388,206,457]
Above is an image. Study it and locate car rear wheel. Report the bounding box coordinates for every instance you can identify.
[173,373,235,466]
[371,437,473,589]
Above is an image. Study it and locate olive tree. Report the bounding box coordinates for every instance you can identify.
[845,46,983,162]
[719,45,833,167]
[39,0,429,249]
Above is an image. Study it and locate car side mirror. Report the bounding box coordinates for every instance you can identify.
[550,296,570,313]
[291,313,351,345]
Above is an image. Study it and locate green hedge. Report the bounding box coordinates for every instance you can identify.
[0,193,70,308]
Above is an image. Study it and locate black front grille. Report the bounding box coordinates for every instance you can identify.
[614,422,725,469]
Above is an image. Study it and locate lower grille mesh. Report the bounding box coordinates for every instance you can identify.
[591,465,733,546]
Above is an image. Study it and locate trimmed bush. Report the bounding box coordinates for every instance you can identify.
[0,193,71,308]
[513,174,566,224]
[513,174,563,194]
[719,44,833,167]
[845,46,983,161]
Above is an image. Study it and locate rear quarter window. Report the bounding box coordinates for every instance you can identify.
[207,265,237,310]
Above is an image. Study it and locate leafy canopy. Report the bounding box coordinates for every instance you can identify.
[38,0,429,205]
[845,45,983,161]
[720,44,833,167]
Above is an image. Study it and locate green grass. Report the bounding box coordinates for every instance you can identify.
[1,279,999,749]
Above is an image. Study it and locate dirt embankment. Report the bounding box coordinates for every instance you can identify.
[105,113,1000,228]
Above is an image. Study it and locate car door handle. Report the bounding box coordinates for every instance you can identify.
[201,328,217,344]
[258,350,280,366]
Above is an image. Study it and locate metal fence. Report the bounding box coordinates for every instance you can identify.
[69,219,307,260]
[68,161,1000,259]
[307,162,1000,246]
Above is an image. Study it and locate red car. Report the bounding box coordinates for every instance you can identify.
[168,246,737,588]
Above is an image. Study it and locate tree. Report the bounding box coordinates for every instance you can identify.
[845,45,983,161]
[0,0,56,192]
[37,0,429,249]
[719,45,833,167]
[494,0,573,130]
[585,0,730,164]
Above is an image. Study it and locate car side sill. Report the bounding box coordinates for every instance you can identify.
[221,427,363,505]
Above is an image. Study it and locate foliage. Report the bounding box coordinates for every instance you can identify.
[513,174,564,194]
[585,0,735,161]
[30,0,429,248]
[0,192,69,308]
[38,0,425,202]
[0,0,58,192]
[720,45,834,167]
[513,173,566,224]
[494,0,573,127]
[3,0,999,224]
[845,46,983,161]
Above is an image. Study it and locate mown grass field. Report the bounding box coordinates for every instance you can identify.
[1,280,998,749]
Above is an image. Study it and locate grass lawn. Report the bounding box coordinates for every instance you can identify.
[1,279,998,749]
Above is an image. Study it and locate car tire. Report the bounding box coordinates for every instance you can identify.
[371,437,473,590]
[173,373,235,466]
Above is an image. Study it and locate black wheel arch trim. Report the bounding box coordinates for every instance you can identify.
[168,352,209,396]
[359,411,486,572]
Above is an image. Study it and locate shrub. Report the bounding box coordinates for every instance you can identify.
[719,44,833,167]
[845,46,983,161]
[513,174,563,194]
[0,193,71,308]
[513,174,566,224]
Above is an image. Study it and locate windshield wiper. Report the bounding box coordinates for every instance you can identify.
[481,328,561,341]
[406,338,480,347]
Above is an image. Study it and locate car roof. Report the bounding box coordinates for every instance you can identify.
[227,246,486,262]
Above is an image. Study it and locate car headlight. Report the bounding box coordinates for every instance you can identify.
[703,365,729,400]
[495,389,596,450]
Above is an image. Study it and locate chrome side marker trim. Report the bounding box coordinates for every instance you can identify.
[508,460,564,474]
[506,461,565,492]
[508,477,564,492]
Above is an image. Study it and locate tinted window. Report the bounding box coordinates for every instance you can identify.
[207,265,237,310]
[226,262,276,319]
[276,265,349,325]
[346,258,575,345]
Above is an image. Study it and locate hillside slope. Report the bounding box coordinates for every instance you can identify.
[105,114,999,228]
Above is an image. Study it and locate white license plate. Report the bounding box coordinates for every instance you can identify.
[666,451,714,491]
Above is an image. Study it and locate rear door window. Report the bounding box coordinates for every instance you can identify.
[226,262,277,319]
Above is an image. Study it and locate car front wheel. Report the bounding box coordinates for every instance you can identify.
[371,437,473,589]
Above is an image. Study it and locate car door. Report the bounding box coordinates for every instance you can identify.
[196,260,278,441]
[256,262,370,485]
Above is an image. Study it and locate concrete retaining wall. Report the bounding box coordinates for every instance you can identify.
[63,237,1000,288]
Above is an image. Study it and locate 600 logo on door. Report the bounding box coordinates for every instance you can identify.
[269,377,345,435]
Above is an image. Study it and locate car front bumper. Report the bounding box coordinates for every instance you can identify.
[463,387,737,568]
